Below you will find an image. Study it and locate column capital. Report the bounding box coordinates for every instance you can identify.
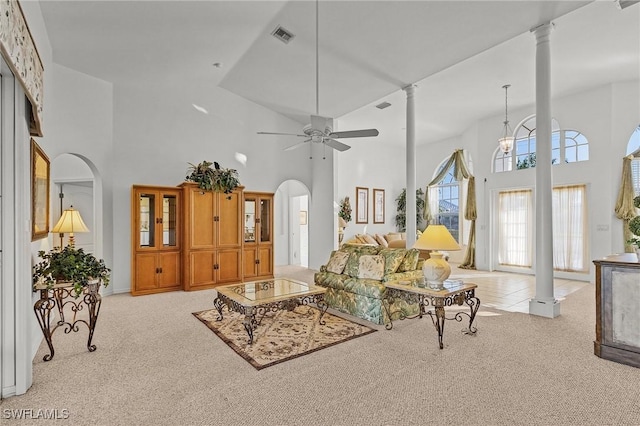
[530,22,554,40]
[402,84,417,94]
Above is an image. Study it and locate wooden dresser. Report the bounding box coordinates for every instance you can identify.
[593,253,640,368]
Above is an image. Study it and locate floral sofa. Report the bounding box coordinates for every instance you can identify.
[314,244,424,325]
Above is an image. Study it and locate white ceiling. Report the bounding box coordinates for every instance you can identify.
[39,1,639,147]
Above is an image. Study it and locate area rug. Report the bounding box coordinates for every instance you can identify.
[193,305,376,370]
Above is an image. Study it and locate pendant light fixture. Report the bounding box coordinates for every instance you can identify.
[498,84,515,154]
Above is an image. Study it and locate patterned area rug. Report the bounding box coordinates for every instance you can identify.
[193,305,376,370]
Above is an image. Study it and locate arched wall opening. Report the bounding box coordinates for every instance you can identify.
[274,179,311,268]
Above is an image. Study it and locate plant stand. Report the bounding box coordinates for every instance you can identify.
[33,281,102,361]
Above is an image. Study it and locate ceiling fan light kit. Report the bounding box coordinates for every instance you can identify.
[257,0,378,156]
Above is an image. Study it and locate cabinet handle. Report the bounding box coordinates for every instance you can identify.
[214,216,219,222]
[255,259,259,264]
[155,267,160,273]
[159,267,163,273]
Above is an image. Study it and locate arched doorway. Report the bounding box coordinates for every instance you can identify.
[274,180,311,267]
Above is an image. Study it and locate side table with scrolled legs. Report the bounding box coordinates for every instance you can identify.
[33,281,102,361]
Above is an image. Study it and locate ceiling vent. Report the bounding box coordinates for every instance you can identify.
[271,25,295,44]
[616,0,640,9]
[376,101,392,110]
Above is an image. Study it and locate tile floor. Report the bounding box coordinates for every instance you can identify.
[448,265,591,313]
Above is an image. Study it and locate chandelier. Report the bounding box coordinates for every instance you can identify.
[498,84,515,154]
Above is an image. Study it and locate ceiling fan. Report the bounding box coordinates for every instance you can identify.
[257,0,379,154]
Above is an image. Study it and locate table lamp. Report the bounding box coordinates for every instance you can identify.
[52,205,89,248]
[338,216,347,245]
[413,225,460,290]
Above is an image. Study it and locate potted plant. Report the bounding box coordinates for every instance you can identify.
[628,195,640,257]
[395,188,425,231]
[32,246,111,298]
[185,161,241,195]
[338,196,352,224]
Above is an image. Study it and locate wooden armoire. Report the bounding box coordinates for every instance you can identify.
[130,182,274,295]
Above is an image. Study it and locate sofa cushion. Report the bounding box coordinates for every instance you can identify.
[343,278,387,299]
[378,248,406,275]
[397,248,420,272]
[356,255,385,280]
[375,234,388,247]
[362,234,378,245]
[326,250,350,274]
[343,246,381,277]
[387,239,405,249]
[384,233,402,243]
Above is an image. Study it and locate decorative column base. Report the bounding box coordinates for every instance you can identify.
[529,298,561,318]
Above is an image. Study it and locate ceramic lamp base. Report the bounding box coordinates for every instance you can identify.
[422,251,451,290]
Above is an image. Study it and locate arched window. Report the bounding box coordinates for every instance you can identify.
[493,117,589,172]
[626,125,640,195]
[435,163,460,241]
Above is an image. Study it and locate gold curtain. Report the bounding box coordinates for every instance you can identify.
[615,155,637,252]
[423,149,476,269]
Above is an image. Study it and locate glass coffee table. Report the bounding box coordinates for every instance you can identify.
[213,278,327,344]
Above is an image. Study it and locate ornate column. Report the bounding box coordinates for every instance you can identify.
[404,84,417,248]
[529,22,560,318]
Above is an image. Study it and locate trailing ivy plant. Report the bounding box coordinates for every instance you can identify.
[32,246,111,298]
[185,161,241,194]
[395,188,425,232]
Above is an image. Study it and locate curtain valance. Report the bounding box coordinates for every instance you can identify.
[0,0,44,136]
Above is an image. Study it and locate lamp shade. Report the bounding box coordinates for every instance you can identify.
[338,217,347,228]
[52,206,89,234]
[412,225,460,251]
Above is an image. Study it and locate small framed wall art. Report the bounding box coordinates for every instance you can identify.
[356,187,368,224]
[373,188,385,224]
[31,139,50,241]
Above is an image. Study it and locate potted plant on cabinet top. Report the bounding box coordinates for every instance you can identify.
[185,160,241,195]
[32,246,111,298]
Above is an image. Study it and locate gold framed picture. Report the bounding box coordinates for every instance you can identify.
[356,187,368,224]
[31,139,50,241]
[373,188,385,224]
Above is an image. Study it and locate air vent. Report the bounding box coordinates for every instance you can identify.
[271,25,295,44]
[376,102,392,110]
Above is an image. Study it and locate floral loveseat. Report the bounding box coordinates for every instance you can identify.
[314,244,424,325]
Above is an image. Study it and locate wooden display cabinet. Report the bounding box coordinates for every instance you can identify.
[131,185,181,295]
[181,183,243,290]
[242,192,274,281]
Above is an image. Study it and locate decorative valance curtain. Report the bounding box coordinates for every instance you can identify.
[423,149,477,269]
[615,154,637,252]
[0,0,44,136]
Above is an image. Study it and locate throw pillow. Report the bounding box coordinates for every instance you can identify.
[363,234,377,245]
[356,234,369,244]
[378,248,406,275]
[397,249,420,272]
[326,250,350,274]
[357,255,385,280]
[344,246,380,277]
[375,234,389,247]
[385,233,402,243]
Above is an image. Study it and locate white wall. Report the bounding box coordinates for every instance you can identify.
[110,83,311,292]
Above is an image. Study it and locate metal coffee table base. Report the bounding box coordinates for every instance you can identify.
[214,293,328,344]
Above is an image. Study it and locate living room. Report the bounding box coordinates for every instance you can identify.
[1,0,640,421]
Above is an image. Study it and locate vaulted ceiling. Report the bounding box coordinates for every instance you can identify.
[39,1,639,147]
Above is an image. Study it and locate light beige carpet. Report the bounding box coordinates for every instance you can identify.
[193,305,375,370]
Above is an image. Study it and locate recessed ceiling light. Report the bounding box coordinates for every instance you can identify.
[376,101,391,110]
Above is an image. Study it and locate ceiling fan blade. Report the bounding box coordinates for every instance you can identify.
[329,129,379,139]
[257,131,307,137]
[284,140,311,151]
[310,115,331,132]
[323,138,351,152]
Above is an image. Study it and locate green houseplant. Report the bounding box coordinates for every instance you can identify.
[33,246,111,298]
[628,195,640,252]
[338,197,352,224]
[395,188,425,231]
[185,161,241,194]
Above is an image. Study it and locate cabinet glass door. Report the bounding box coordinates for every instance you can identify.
[139,193,155,248]
[163,194,178,247]
[260,199,271,243]
[244,200,256,242]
